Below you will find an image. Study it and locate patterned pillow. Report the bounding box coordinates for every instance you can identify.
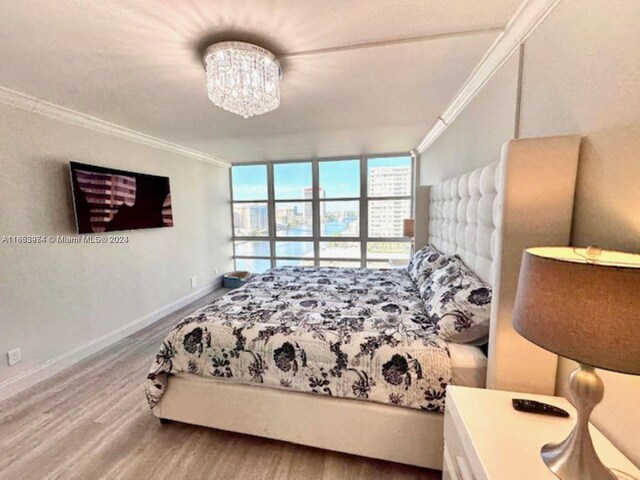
[419,256,492,344]
[406,245,450,287]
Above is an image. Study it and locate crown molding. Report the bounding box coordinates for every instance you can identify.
[416,0,561,154]
[417,117,448,154]
[0,85,230,168]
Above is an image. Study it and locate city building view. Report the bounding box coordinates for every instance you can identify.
[368,164,412,238]
[233,203,268,236]
[231,156,412,272]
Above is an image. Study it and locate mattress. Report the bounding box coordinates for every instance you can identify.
[147,266,454,412]
[448,343,487,388]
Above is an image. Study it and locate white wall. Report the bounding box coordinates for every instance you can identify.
[419,0,640,465]
[419,53,520,185]
[0,102,233,397]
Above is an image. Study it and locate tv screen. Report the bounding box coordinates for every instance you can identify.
[69,162,173,234]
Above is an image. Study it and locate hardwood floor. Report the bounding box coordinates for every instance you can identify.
[0,290,440,480]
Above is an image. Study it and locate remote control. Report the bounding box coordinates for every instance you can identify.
[512,399,570,418]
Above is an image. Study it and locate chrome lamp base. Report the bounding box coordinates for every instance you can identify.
[541,364,616,480]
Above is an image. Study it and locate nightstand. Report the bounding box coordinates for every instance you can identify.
[443,386,639,480]
[388,258,409,269]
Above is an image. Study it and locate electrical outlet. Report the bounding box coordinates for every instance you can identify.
[190,276,198,289]
[7,348,21,366]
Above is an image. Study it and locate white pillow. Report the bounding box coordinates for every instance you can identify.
[406,245,451,287]
[419,256,492,344]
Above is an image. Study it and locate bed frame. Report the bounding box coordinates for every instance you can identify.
[153,135,581,469]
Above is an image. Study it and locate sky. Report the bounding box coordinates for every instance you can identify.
[232,156,410,201]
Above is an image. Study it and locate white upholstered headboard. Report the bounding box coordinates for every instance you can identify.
[419,136,582,395]
[428,162,499,286]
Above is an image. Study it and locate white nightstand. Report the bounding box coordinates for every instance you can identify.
[443,386,639,480]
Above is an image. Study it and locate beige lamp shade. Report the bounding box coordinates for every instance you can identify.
[402,219,415,238]
[513,247,640,375]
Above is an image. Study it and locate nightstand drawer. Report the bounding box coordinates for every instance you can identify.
[443,445,475,480]
[442,446,457,480]
[444,407,476,480]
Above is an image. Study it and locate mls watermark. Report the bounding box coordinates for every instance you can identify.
[1,235,129,244]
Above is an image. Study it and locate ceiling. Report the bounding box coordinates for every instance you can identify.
[0,0,523,163]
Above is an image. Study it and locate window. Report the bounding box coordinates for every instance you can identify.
[319,241,361,259]
[366,241,412,262]
[234,240,270,257]
[275,202,312,237]
[319,159,360,198]
[320,200,359,237]
[230,155,413,272]
[368,199,411,237]
[233,203,269,237]
[235,258,271,273]
[231,165,268,201]
[275,241,314,257]
[366,156,413,266]
[273,162,312,200]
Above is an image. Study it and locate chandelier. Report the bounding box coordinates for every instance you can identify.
[203,41,282,119]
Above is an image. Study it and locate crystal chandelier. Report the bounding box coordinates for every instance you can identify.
[203,41,282,119]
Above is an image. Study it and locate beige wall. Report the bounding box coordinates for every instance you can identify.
[419,0,640,465]
[0,102,233,392]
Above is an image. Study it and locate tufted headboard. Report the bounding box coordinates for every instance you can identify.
[418,135,582,395]
[428,162,499,286]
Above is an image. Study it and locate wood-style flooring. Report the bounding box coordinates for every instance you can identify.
[0,290,439,480]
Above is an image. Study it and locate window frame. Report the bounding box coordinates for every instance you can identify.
[230,153,415,271]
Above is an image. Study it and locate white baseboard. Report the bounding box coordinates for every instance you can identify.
[0,279,222,404]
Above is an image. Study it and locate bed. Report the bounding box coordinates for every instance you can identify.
[148,266,456,413]
[147,135,581,469]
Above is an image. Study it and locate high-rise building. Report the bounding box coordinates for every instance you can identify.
[235,204,268,235]
[368,166,411,237]
[303,187,313,220]
[303,187,325,219]
[368,166,411,197]
[249,204,269,233]
[275,205,296,227]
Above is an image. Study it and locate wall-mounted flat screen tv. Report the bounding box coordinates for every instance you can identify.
[69,162,173,234]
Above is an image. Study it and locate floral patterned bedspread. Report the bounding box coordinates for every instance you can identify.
[146,266,452,412]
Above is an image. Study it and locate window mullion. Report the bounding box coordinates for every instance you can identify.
[360,155,367,268]
[411,151,417,219]
[312,158,320,267]
[229,168,237,270]
[266,163,277,269]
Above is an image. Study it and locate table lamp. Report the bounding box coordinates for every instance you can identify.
[402,218,415,238]
[513,246,640,480]
[403,218,415,254]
